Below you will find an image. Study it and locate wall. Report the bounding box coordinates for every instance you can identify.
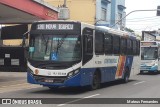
[96,0,111,26]
[111,0,126,29]
[44,0,96,25]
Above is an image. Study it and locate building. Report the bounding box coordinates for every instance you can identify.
[0,0,58,46]
[110,0,126,29]
[142,30,160,41]
[44,0,126,29]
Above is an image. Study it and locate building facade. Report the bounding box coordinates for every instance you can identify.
[142,30,160,41]
[44,0,126,29]
[110,0,126,29]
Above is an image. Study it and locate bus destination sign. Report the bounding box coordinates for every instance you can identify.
[37,24,74,30]
[141,42,156,46]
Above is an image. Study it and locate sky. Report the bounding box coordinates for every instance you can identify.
[125,0,160,33]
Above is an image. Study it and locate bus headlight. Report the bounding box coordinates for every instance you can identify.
[67,69,80,78]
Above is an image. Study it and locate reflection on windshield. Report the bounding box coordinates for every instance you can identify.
[141,47,158,60]
[29,35,81,62]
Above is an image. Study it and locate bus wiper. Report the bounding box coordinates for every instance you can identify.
[56,34,68,54]
[41,34,49,54]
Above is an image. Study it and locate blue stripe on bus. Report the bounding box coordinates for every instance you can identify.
[123,56,133,77]
[27,56,134,87]
[28,67,117,87]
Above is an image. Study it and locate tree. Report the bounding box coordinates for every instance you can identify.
[124,27,134,33]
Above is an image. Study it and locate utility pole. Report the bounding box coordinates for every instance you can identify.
[63,0,67,7]
[58,0,70,20]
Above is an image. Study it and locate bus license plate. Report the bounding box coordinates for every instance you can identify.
[44,79,54,83]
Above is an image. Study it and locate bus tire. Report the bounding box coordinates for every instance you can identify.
[48,87,59,91]
[122,67,130,83]
[89,71,101,90]
[140,70,143,74]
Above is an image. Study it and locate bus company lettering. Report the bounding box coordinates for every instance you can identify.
[37,24,74,30]
[58,24,73,30]
[104,58,118,64]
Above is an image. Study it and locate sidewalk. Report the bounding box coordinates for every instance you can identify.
[0,72,41,94]
[0,72,27,83]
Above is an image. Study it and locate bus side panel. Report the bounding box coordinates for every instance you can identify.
[27,72,38,85]
[124,56,133,77]
[80,67,118,86]
[158,60,160,71]
[101,67,117,83]
[130,56,140,76]
[80,68,96,86]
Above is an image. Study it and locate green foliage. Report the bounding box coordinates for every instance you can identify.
[125,27,134,33]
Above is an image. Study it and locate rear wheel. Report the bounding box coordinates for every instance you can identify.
[140,70,143,74]
[89,71,101,90]
[122,68,130,83]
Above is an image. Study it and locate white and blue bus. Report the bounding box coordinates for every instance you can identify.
[27,20,140,90]
[140,41,160,73]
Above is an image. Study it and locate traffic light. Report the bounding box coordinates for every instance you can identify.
[157,6,160,16]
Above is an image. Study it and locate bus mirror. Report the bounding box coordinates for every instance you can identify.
[22,31,30,47]
[23,31,30,38]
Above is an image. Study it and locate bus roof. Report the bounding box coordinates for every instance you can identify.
[32,20,137,39]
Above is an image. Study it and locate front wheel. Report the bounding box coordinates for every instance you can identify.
[48,87,59,91]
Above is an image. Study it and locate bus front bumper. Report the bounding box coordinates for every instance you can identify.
[140,65,158,72]
[27,71,82,87]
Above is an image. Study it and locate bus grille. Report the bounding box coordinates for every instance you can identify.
[34,75,67,83]
[140,66,152,70]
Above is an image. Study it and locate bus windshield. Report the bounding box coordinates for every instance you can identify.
[29,34,81,62]
[141,47,158,60]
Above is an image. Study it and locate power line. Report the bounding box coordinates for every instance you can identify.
[126,18,160,22]
[126,16,158,20]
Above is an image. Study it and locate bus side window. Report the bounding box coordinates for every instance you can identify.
[136,40,140,55]
[158,46,160,58]
[113,35,120,55]
[85,35,93,54]
[127,39,132,55]
[133,40,137,55]
[120,38,127,55]
[104,33,113,54]
[95,31,104,55]
[82,27,94,65]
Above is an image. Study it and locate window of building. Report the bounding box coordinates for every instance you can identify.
[101,8,107,21]
[118,13,122,25]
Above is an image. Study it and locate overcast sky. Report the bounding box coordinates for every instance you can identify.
[125,0,160,33]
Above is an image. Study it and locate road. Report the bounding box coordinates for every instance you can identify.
[0,72,160,107]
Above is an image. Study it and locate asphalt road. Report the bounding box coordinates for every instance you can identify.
[0,72,160,107]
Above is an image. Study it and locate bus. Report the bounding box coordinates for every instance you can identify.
[140,41,160,73]
[26,20,140,90]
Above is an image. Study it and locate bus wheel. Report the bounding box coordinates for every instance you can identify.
[48,87,59,91]
[140,70,143,74]
[89,71,101,90]
[122,68,130,83]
